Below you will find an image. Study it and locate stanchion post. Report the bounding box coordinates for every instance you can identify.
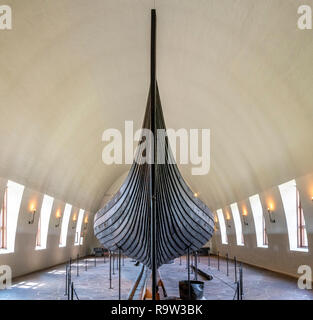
[85,258,87,271]
[68,266,71,300]
[187,247,191,300]
[71,282,74,300]
[77,254,79,276]
[217,251,220,271]
[237,281,240,300]
[113,252,115,275]
[239,263,243,300]
[180,256,182,265]
[94,255,96,267]
[226,253,229,276]
[118,249,121,300]
[109,251,112,289]
[194,251,198,281]
[234,256,237,282]
[208,248,210,267]
[65,263,68,296]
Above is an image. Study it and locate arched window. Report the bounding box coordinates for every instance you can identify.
[279,179,308,252]
[0,181,24,254]
[230,203,244,246]
[59,204,72,247]
[249,194,268,248]
[36,195,54,250]
[74,209,84,246]
[216,209,228,244]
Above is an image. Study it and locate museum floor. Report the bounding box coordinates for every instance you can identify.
[0,256,312,300]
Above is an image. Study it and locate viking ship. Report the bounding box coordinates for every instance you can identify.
[94,9,214,292]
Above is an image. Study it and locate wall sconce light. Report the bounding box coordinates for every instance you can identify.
[194,192,199,198]
[84,216,88,230]
[28,203,36,224]
[214,216,219,231]
[55,209,62,227]
[267,204,276,223]
[72,213,77,229]
[242,209,248,226]
[311,196,313,202]
[226,213,231,228]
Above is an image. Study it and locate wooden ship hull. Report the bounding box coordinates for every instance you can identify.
[94,10,214,272]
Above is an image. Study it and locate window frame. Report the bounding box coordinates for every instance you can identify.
[36,215,41,247]
[0,187,8,249]
[296,190,308,249]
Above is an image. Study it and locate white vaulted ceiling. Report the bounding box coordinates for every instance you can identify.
[0,0,312,213]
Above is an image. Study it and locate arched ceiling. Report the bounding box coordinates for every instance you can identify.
[0,0,312,212]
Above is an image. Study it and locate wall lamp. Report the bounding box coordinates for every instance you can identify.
[225,212,231,228]
[214,216,219,231]
[267,204,276,223]
[242,209,248,226]
[84,216,88,230]
[28,204,36,224]
[226,215,231,228]
[55,210,62,228]
[72,213,77,229]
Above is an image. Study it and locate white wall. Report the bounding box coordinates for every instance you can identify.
[212,172,313,278]
[0,176,94,279]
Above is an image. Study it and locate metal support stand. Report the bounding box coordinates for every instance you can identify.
[94,255,96,267]
[180,256,182,265]
[150,8,158,301]
[217,252,220,271]
[191,254,193,274]
[85,258,87,271]
[194,251,198,280]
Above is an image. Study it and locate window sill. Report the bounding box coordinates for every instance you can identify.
[35,246,46,251]
[0,249,13,255]
[291,248,308,253]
